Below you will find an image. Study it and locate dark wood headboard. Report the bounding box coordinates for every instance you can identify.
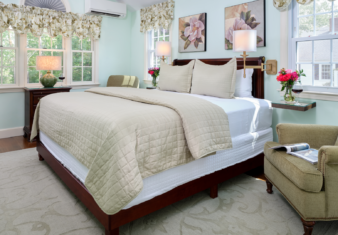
[172,57,265,99]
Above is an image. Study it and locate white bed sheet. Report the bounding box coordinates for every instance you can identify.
[40,128,273,209]
[186,94,273,138]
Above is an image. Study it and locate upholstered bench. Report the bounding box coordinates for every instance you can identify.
[264,123,338,235]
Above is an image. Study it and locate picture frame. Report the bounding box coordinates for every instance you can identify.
[224,0,266,50]
[179,13,207,53]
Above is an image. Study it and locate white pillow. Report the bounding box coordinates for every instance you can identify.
[234,69,254,98]
[158,60,195,93]
[191,57,237,99]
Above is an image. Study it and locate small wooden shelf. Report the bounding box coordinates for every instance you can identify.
[271,100,316,111]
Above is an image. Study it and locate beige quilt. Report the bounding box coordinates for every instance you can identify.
[31,87,232,215]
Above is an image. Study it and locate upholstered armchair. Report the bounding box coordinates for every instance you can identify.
[107,75,139,88]
[264,123,338,235]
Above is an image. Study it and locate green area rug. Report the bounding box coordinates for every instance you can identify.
[1,148,337,235]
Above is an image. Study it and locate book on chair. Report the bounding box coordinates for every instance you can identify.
[270,143,318,164]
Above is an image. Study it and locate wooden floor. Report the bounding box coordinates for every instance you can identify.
[0,136,266,181]
[0,136,36,153]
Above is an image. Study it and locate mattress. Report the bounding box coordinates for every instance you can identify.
[40,128,273,209]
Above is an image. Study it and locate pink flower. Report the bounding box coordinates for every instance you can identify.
[149,71,154,75]
[184,17,205,43]
[285,69,292,74]
[291,72,299,81]
[225,18,252,43]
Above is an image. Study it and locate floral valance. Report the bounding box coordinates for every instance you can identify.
[140,0,175,33]
[273,0,314,11]
[0,2,102,40]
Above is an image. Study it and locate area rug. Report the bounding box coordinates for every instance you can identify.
[1,148,337,235]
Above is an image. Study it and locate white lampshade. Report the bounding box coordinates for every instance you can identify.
[156,41,172,57]
[233,30,257,52]
[36,56,62,71]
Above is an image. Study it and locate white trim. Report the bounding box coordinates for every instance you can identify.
[280,9,289,69]
[0,127,24,139]
[0,83,100,93]
[278,89,338,101]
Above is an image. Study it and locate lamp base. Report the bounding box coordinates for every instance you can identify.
[40,71,57,88]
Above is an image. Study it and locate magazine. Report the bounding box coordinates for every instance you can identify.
[270,143,318,164]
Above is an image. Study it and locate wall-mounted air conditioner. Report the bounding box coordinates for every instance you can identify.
[85,0,127,18]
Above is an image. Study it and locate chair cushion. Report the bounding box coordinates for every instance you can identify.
[264,142,323,193]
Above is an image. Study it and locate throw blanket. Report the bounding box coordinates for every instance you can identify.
[31,87,232,215]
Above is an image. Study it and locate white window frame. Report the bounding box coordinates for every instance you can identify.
[289,0,338,95]
[24,33,65,87]
[0,29,19,88]
[70,37,96,85]
[144,26,172,84]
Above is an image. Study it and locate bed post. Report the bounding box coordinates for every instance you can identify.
[105,228,118,235]
[209,184,218,198]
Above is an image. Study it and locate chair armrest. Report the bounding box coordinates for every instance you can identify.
[318,146,338,175]
[276,123,338,149]
[318,146,338,217]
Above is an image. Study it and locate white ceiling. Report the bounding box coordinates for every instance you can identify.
[116,0,167,11]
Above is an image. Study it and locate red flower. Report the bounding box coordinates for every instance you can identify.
[149,70,154,75]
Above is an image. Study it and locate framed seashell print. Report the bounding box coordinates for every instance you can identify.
[179,13,207,53]
[225,0,266,50]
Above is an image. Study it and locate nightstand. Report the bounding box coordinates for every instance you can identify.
[24,87,72,139]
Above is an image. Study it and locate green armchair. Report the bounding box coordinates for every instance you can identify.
[107,75,139,88]
[264,123,338,235]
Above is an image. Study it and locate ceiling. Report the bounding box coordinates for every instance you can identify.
[116,0,167,11]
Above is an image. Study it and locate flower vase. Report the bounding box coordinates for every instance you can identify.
[152,75,158,87]
[284,85,295,103]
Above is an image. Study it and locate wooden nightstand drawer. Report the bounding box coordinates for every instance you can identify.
[33,95,45,105]
[24,87,72,140]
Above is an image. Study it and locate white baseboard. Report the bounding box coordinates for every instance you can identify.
[0,127,24,139]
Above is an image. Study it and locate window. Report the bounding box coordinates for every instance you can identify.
[146,28,171,79]
[0,30,16,86]
[71,35,93,82]
[290,0,338,90]
[26,30,64,84]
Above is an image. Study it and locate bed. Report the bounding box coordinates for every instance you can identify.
[35,57,272,235]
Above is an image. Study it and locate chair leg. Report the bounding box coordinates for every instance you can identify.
[301,218,315,235]
[105,228,119,235]
[266,178,273,194]
[210,184,218,199]
[38,154,44,161]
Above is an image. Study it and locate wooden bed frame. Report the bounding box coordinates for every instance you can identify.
[37,57,266,235]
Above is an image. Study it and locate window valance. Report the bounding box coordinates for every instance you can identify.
[273,0,313,11]
[0,2,102,40]
[140,0,174,33]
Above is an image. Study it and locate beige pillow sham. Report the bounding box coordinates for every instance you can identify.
[158,60,195,93]
[191,57,237,99]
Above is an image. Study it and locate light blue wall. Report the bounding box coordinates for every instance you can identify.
[129,0,338,140]
[0,0,132,130]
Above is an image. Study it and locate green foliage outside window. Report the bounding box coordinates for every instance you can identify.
[0,30,15,85]
[72,34,92,82]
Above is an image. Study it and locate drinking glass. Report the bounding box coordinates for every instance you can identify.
[292,80,303,105]
[59,74,65,87]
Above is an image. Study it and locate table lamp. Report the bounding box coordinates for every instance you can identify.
[233,30,277,78]
[156,41,171,62]
[36,56,62,88]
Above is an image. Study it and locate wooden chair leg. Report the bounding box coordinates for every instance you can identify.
[266,178,273,194]
[38,154,44,161]
[105,228,119,235]
[210,184,218,199]
[301,218,315,235]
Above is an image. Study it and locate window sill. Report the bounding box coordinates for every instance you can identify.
[278,89,338,102]
[0,83,100,93]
